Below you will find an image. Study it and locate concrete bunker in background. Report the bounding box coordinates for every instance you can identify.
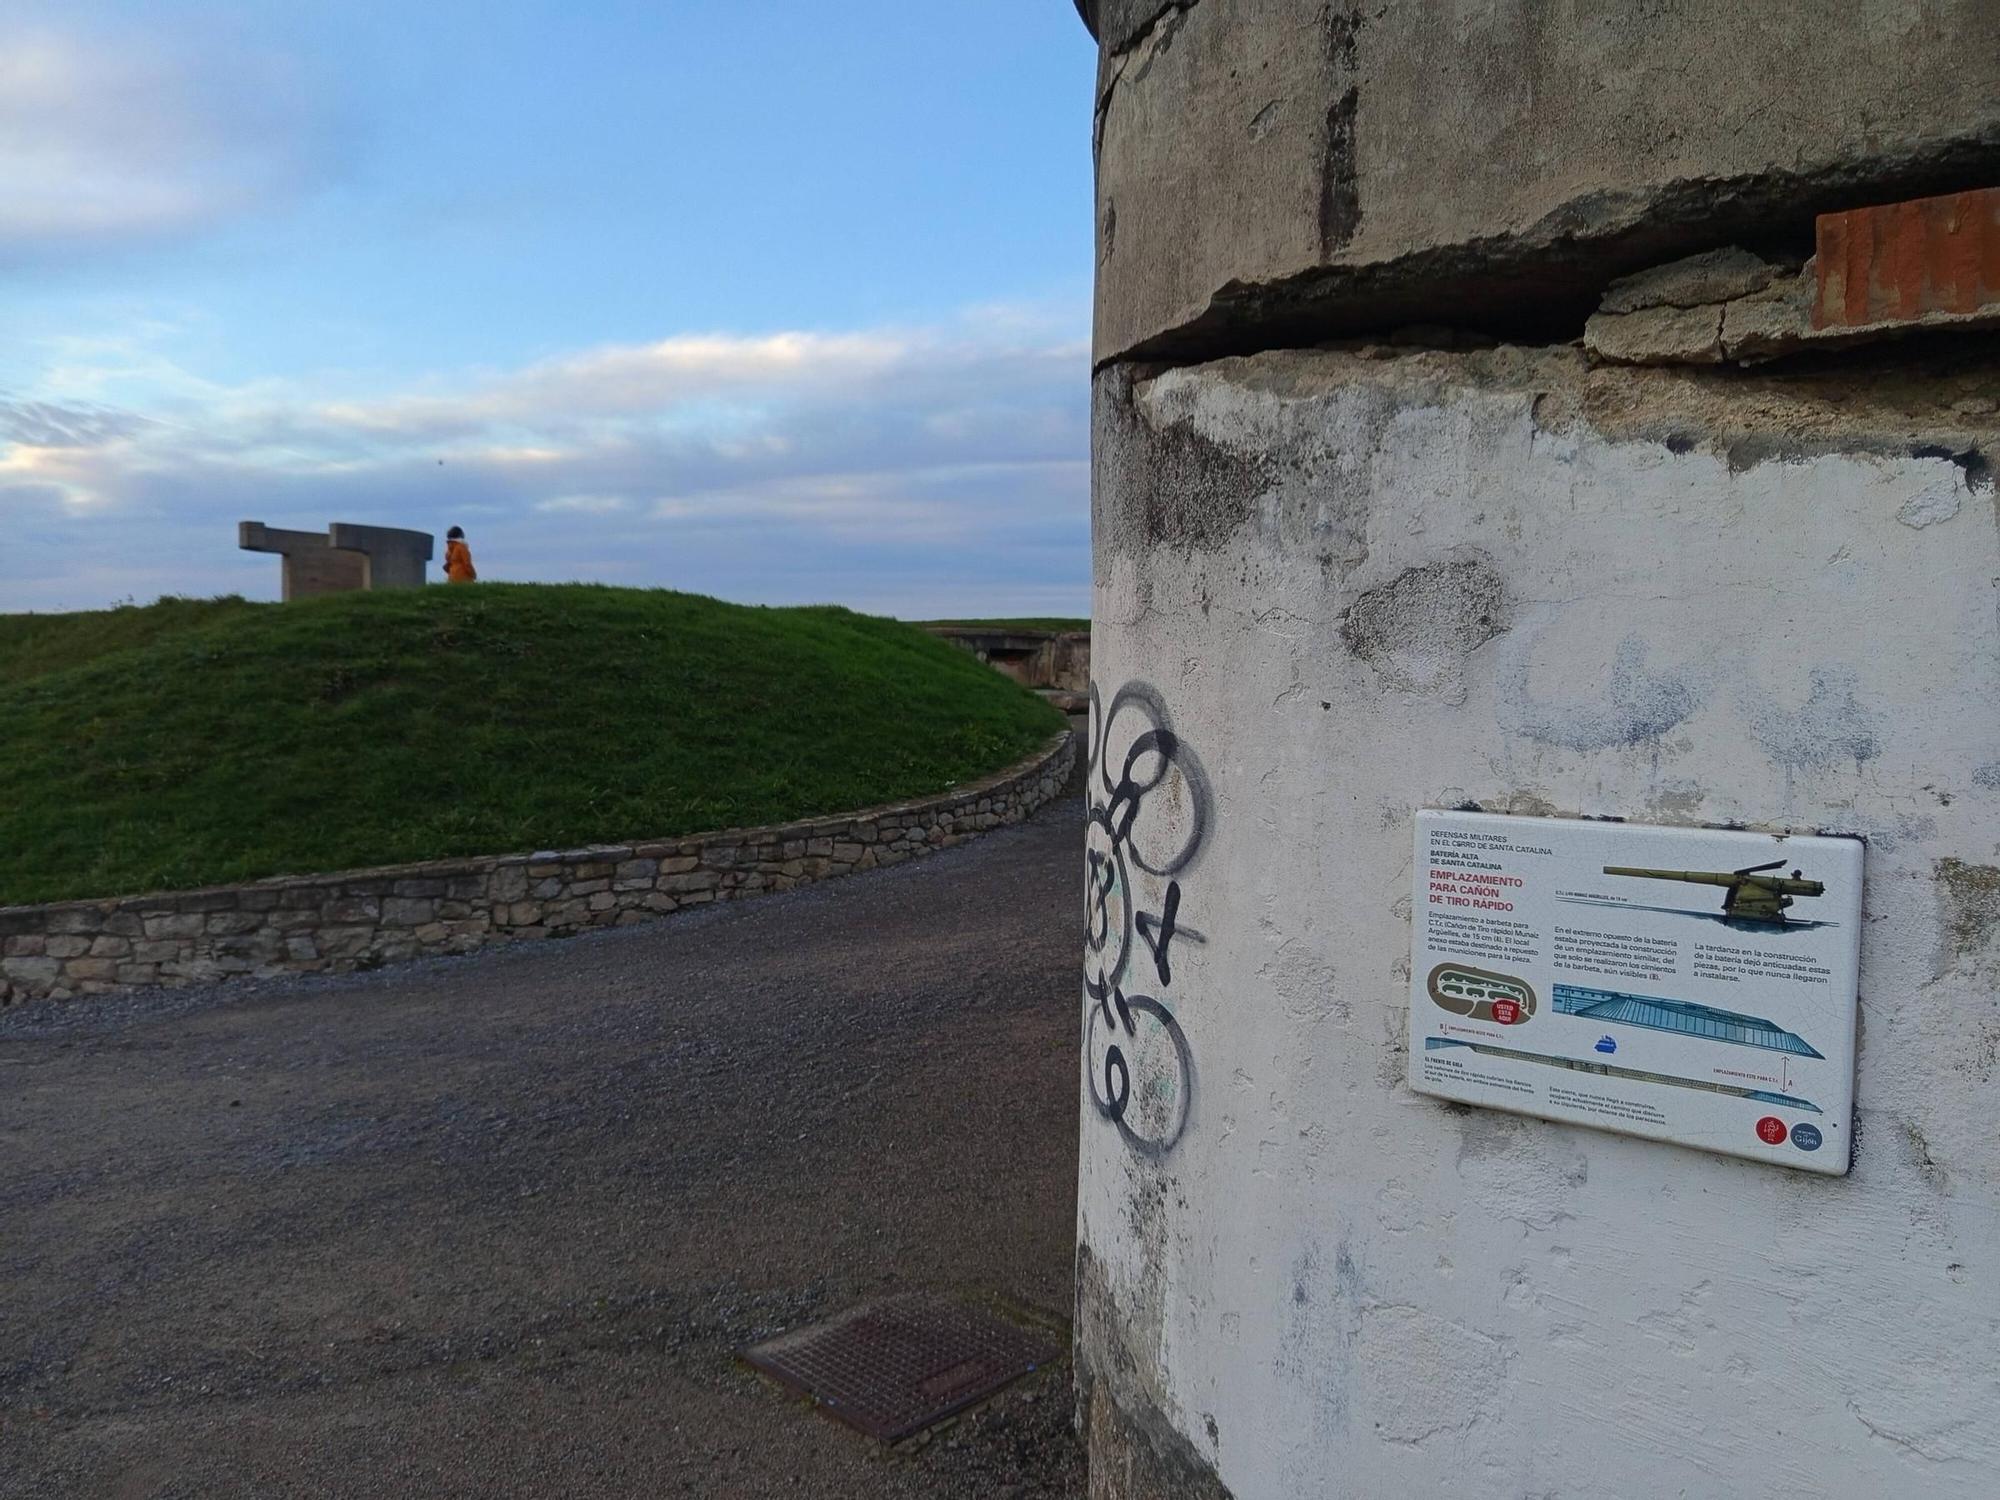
[1071,3,1999,1498]
[926,625,1091,712]
[238,521,435,600]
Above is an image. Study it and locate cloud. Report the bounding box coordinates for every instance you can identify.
[0,20,333,260]
[0,309,1091,618]
[306,327,1078,442]
[0,397,151,448]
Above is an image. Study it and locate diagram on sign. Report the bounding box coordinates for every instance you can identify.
[1427,963,1537,1024]
[1408,811,1862,1174]
[1421,1037,1821,1113]
[1550,985,1821,1057]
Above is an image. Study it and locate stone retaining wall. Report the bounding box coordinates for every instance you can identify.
[0,732,1074,1006]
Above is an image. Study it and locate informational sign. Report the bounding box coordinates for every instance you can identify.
[1408,811,1862,1174]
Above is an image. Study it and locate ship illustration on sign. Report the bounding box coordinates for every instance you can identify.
[1602,860,1825,925]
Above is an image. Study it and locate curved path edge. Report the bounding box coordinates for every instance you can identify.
[0,731,1076,1006]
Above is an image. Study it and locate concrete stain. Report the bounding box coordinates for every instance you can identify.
[1745,665,1885,773]
[1104,371,1276,557]
[1896,483,1964,530]
[1911,442,1994,495]
[1902,1118,1949,1191]
[1317,8,1363,253]
[1339,555,1511,704]
[1352,1304,1508,1446]
[1274,1240,1364,1452]
[1074,1241,1237,1500]
[1318,87,1361,254]
[1646,781,1708,818]
[1248,98,1285,141]
[1501,634,1700,752]
[1936,858,2000,967]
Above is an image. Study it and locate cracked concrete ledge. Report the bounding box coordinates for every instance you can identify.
[1102,138,2000,370]
[1090,0,1202,163]
[1086,0,2000,368]
[1587,245,2000,368]
[1078,0,1202,55]
[1102,1,1196,57]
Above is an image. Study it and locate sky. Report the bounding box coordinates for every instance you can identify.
[0,1,1098,617]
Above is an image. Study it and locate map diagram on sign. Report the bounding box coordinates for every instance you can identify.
[1407,810,1862,1174]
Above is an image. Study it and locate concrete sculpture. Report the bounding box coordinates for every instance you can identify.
[239,521,434,599]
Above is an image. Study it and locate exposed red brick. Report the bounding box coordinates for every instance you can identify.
[1813,187,2000,330]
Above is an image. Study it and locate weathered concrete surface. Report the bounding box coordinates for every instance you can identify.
[1088,0,2000,363]
[238,521,435,597]
[1080,344,2000,1497]
[1588,256,2000,367]
[1599,246,1788,314]
[929,626,1092,702]
[0,789,1091,1499]
[327,522,434,590]
[1074,1246,1236,1500]
[237,521,367,601]
[1587,195,2000,366]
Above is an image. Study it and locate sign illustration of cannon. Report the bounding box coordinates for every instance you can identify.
[1602,860,1825,923]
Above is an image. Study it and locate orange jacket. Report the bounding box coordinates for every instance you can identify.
[443,539,477,582]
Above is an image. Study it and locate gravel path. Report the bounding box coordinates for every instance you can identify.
[0,772,1087,1498]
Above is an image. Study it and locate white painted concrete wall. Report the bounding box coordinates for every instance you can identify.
[1079,345,2000,1499]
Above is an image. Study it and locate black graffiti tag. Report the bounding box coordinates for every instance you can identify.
[1083,680,1212,1159]
[1136,879,1205,987]
[1085,992,1193,1161]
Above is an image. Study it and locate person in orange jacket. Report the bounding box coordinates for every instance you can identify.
[443,525,477,583]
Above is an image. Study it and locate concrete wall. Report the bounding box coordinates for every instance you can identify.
[1073,7,2000,1495]
[237,522,366,600]
[1089,0,2000,362]
[1,733,1073,1006]
[1079,343,2000,1498]
[328,522,433,590]
[238,521,434,597]
[928,626,1093,699]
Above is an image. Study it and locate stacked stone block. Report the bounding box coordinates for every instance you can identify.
[1,733,1073,1005]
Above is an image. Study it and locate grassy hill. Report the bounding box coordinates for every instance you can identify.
[0,594,262,686]
[0,586,1065,907]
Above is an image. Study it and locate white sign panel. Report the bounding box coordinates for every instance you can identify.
[1408,811,1862,1174]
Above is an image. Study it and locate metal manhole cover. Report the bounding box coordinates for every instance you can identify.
[741,1293,1057,1442]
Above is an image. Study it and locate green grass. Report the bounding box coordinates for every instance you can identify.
[0,585,1065,906]
[918,617,1090,633]
[0,595,262,686]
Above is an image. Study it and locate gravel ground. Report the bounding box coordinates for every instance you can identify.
[0,764,1088,1498]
